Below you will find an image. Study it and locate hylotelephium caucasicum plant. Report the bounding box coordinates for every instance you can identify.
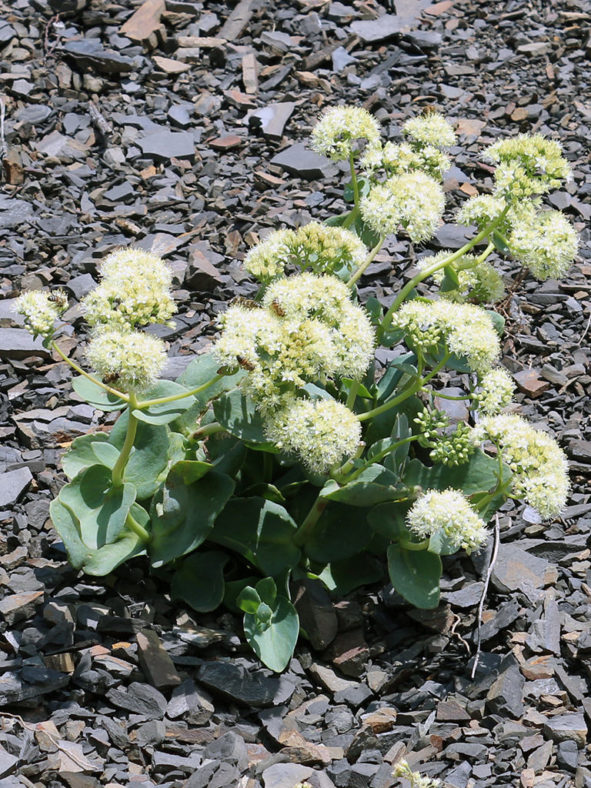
[16,106,577,672]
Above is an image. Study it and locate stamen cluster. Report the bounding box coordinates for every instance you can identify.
[406,489,488,553]
[14,290,67,339]
[311,106,380,161]
[475,367,515,415]
[472,414,569,517]
[391,300,501,374]
[486,134,571,199]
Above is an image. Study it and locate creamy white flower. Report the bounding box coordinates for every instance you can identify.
[457,194,507,229]
[472,414,569,518]
[361,173,444,242]
[403,112,456,149]
[311,105,380,161]
[14,291,66,339]
[243,229,296,281]
[83,248,175,330]
[291,222,368,277]
[392,300,500,374]
[508,209,578,280]
[265,398,361,474]
[406,489,488,552]
[476,368,514,415]
[486,134,571,198]
[392,760,441,788]
[263,272,353,325]
[418,252,505,304]
[86,330,166,392]
[361,141,449,180]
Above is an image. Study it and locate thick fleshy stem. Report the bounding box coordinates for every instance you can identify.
[379,208,509,335]
[399,537,429,551]
[51,341,129,402]
[125,511,150,543]
[347,235,386,287]
[136,373,224,409]
[345,435,420,482]
[111,392,139,487]
[293,496,328,547]
[358,353,451,423]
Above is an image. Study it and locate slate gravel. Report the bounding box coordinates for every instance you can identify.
[0,0,590,786]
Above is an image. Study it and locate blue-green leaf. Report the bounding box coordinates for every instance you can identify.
[243,593,299,673]
[72,375,127,412]
[171,550,229,613]
[387,544,441,609]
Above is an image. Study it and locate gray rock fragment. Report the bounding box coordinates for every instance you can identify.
[0,467,32,507]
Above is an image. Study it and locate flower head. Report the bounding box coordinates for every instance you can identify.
[403,112,456,149]
[361,173,445,241]
[311,105,380,161]
[418,252,505,304]
[475,367,515,415]
[291,222,368,277]
[82,248,176,330]
[14,290,67,339]
[86,329,166,392]
[361,141,449,181]
[457,194,508,230]
[508,209,578,280]
[265,398,361,474]
[391,300,500,374]
[472,414,569,518]
[243,229,296,281]
[393,759,441,788]
[406,489,488,553]
[486,134,571,198]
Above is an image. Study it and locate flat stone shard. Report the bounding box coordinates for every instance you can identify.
[0,328,51,359]
[0,195,34,228]
[350,14,415,43]
[0,467,33,507]
[197,661,296,707]
[270,143,332,179]
[249,102,295,141]
[120,0,165,47]
[491,544,557,601]
[543,713,587,747]
[106,681,168,719]
[136,629,182,688]
[138,130,195,160]
[62,40,135,75]
[486,661,525,718]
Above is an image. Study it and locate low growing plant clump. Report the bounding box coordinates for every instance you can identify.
[17,107,577,671]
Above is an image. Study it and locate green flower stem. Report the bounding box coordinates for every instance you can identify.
[349,150,360,209]
[475,240,495,265]
[191,421,226,440]
[433,392,472,401]
[345,380,360,409]
[293,496,329,547]
[342,204,360,230]
[379,209,510,334]
[345,435,420,483]
[125,511,150,543]
[398,537,429,551]
[51,341,129,402]
[358,353,451,423]
[112,392,139,487]
[347,235,385,287]
[136,373,224,409]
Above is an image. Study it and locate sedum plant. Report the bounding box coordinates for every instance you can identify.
[16,107,576,672]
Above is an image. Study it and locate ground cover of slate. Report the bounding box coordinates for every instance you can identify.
[0,0,590,785]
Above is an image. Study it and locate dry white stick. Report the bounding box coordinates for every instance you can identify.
[471,513,501,679]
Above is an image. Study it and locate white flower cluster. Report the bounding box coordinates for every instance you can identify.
[508,209,578,280]
[418,252,505,304]
[391,300,500,374]
[82,248,176,331]
[402,112,457,149]
[360,172,445,242]
[457,194,507,230]
[392,759,442,788]
[475,367,515,415]
[214,273,373,471]
[82,248,175,391]
[361,141,450,181]
[86,330,167,392]
[311,105,380,161]
[215,274,375,406]
[244,223,369,282]
[472,414,569,518]
[14,290,68,339]
[244,229,295,280]
[265,398,361,474]
[486,134,571,199]
[406,489,488,552]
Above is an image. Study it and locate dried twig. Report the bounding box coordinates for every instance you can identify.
[576,311,591,347]
[43,14,61,59]
[0,96,5,159]
[471,513,501,679]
